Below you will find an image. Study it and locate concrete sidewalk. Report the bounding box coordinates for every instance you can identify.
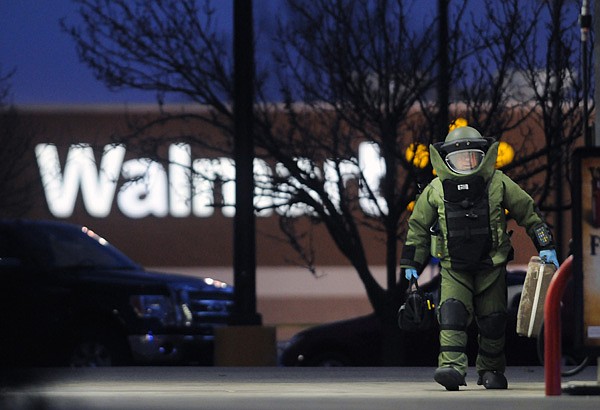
[1,366,599,409]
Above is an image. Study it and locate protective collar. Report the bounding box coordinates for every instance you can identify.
[430,141,499,182]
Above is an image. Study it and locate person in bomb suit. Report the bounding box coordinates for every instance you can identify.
[400,126,559,391]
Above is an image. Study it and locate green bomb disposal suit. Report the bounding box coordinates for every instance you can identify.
[400,126,555,390]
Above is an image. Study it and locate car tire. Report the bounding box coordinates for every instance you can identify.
[68,328,131,367]
[307,351,352,367]
[535,323,590,377]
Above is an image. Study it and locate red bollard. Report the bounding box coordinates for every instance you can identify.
[544,255,573,396]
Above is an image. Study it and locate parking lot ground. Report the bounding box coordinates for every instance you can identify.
[1,366,599,410]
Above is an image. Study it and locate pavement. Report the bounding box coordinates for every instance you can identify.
[1,366,599,410]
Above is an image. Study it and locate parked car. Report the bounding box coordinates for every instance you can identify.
[0,219,233,367]
[280,270,573,367]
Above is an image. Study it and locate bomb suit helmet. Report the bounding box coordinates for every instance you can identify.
[440,126,489,175]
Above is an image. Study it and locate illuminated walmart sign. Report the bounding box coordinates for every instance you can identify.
[35,142,387,219]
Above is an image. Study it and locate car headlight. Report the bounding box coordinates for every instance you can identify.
[130,295,177,326]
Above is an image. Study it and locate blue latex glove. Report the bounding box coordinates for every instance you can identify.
[540,249,559,268]
[405,268,419,281]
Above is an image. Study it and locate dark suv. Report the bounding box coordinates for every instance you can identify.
[0,219,233,367]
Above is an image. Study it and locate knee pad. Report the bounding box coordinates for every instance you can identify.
[477,312,507,340]
[439,298,469,331]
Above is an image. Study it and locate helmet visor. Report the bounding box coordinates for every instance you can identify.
[445,149,484,174]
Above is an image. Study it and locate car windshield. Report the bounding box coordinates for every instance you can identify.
[8,223,140,270]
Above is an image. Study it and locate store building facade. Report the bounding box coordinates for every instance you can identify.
[13,104,555,340]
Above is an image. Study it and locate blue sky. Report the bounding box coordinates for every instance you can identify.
[0,1,564,106]
[0,0,286,105]
[1,1,163,104]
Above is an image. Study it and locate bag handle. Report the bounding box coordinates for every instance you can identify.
[408,275,420,292]
[407,276,423,324]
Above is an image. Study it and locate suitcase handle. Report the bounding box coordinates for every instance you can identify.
[528,263,547,337]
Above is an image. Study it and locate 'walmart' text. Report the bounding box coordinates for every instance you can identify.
[35,142,387,219]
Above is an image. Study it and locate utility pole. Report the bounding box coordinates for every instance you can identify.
[232,0,261,325]
[215,1,275,368]
[437,0,449,142]
[581,0,592,146]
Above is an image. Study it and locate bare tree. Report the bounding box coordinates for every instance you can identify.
[510,0,591,259]
[266,0,446,310]
[447,0,543,135]
[429,0,588,257]
[62,0,589,363]
[0,68,36,217]
[62,0,446,316]
[464,0,591,258]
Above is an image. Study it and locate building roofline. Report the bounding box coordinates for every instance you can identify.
[11,102,214,114]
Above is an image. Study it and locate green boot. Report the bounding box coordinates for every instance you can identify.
[477,371,508,389]
[434,366,467,391]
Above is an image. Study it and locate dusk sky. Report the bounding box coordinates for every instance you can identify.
[0,1,157,104]
[0,1,570,106]
[0,0,283,106]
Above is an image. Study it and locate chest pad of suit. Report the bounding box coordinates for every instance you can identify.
[442,175,493,271]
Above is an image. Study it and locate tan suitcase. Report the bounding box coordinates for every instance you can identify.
[516,256,557,338]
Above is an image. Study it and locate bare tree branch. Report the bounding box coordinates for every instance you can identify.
[61,0,589,341]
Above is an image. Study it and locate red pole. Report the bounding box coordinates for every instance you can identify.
[544,255,573,396]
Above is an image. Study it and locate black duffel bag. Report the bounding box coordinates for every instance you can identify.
[398,276,436,332]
